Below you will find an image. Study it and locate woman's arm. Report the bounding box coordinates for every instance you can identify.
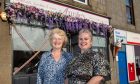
[89,52,110,84]
[87,76,104,84]
[37,52,48,84]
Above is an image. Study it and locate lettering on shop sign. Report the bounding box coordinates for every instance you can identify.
[114,30,127,44]
[63,8,85,18]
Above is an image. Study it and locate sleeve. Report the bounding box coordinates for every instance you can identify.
[67,52,73,64]
[93,52,110,77]
[65,64,69,79]
[37,52,47,84]
[64,52,73,79]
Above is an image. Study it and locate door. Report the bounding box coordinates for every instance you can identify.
[118,51,128,84]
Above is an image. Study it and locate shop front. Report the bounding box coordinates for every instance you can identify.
[6,0,111,84]
[114,29,140,84]
[127,32,140,83]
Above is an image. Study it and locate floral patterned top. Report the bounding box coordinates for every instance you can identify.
[66,49,110,84]
[37,51,72,84]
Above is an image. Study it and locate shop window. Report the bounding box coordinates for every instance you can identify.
[13,51,43,74]
[11,25,52,74]
[11,25,70,74]
[11,25,51,51]
[92,36,109,61]
[125,0,135,25]
[74,0,88,5]
[71,33,108,59]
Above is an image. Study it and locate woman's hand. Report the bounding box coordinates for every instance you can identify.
[87,76,104,84]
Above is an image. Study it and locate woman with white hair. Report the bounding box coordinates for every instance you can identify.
[65,29,110,84]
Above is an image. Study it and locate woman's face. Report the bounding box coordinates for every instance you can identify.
[78,32,92,51]
[51,33,64,49]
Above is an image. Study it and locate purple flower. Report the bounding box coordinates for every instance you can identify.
[5,2,110,37]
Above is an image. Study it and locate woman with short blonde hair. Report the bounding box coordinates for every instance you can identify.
[37,28,72,84]
[49,28,68,48]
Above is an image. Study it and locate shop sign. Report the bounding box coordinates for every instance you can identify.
[114,29,127,44]
[127,32,140,45]
[10,0,109,24]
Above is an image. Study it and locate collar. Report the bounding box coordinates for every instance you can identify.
[47,49,67,57]
[81,48,93,54]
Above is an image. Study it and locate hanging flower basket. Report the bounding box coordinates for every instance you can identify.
[5,2,111,37]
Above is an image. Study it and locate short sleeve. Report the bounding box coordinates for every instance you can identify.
[93,52,110,77]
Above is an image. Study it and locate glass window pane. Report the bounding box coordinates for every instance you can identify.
[92,36,106,47]
[78,0,85,2]
[126,7,131,18]
[125,0,130,6]
[11,25,52,51]
[125,0,135,24]
[74,0,87,4]
[126,7,132,24]
[126,7,132,23]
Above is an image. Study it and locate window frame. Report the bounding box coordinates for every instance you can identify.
[125,0,135,25]
[74,0,88,5]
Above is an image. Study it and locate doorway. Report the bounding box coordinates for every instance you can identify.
[118,51,128,84]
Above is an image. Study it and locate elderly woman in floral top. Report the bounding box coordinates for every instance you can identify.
[37,28,72,84]
[65,29,110,84]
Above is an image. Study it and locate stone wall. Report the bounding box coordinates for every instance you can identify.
[0,0,12,84]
